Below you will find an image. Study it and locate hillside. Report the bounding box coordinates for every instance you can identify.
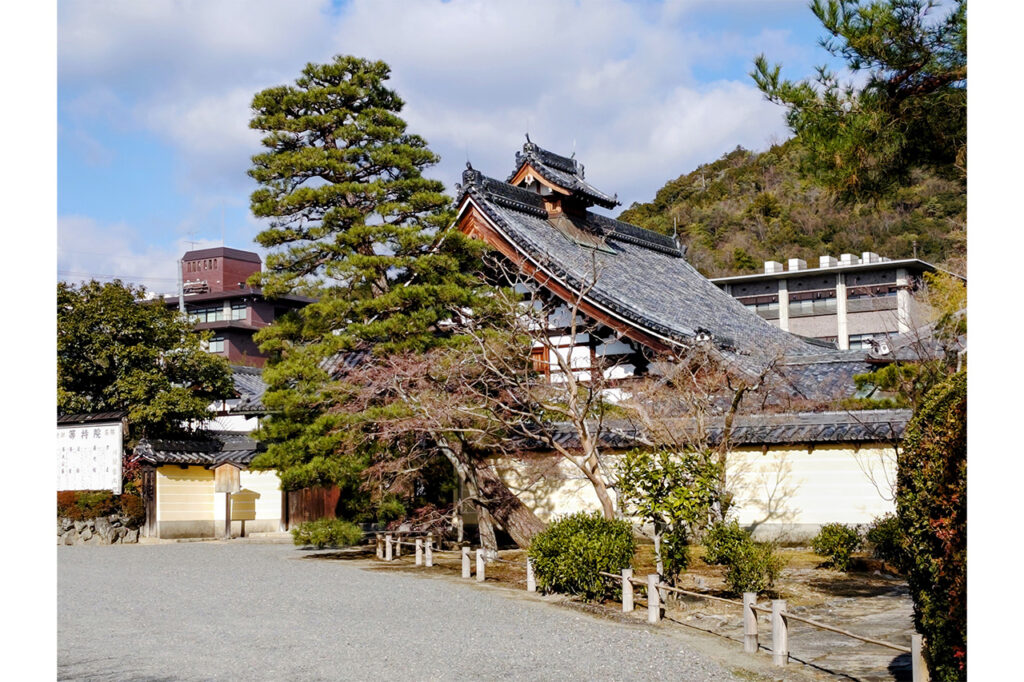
[618,140,965,279]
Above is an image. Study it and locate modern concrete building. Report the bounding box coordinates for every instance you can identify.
[165,247,314,366]
[710,254,956,350]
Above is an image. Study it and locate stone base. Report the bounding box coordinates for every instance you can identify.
[59,515,140,545]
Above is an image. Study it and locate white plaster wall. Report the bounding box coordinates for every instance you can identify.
[494,444,897,537]
[726,444,896,538]
[213,470,283,524]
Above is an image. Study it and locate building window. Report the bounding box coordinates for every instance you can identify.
[190,305,226,323]
[208,336,225,353]
[848,333,875,350]
[231,302,246,320]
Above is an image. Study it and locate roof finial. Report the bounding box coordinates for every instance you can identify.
[466,160,473,170]
[571,138,576,159]
[525,132,531,144]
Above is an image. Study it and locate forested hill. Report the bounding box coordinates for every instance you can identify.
[617,140,965,279]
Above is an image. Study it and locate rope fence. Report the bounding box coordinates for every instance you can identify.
[367,533,927,681]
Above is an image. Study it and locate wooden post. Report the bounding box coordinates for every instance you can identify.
[526,557,536,592]
[476,549,485,582]
[415,538,423,566]
[385,534,393,561]
[772,599,788,667]
[395,534,402,558]
[912,634,929,682]
[223,492,232,540]
[462,546,471,578]
[375,534,383,560]
[622,568,634,612]
[743,593,758,653]
[425,533,433,567]
[647,574,660,624]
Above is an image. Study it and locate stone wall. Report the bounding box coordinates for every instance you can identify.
[58,515,140,545]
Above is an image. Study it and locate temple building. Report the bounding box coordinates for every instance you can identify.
[451,139,914,540]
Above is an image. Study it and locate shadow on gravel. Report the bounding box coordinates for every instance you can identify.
[295,546,375,560]
[803,575,907,599]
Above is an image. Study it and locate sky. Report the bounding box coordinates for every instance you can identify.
[57,0,840,294]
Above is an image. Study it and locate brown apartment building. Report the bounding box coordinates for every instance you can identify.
[166,247,313,366]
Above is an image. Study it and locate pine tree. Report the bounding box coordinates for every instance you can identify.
[752,0,966,201]
[247,56,545,544]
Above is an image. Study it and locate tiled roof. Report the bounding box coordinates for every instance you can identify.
[134,431,263,467]
[546,409,910,450]
[231,365,267,413]
[866,314,966,364]
[57,411,127,425]
[508,140,620,209]
[457,165,822,358]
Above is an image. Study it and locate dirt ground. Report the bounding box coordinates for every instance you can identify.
[349,540,916,682]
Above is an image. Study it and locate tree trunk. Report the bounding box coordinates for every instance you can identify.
[476,505,498,558]
[437,439,546,549]
[470,459,547,549]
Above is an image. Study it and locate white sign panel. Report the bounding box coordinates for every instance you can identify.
[57,422,123,494]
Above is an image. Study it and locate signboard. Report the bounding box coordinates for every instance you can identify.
[57,421,123,494]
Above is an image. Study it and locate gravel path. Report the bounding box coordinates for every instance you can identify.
[58,542,742,681]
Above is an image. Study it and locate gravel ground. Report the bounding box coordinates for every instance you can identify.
[58,542,744,681]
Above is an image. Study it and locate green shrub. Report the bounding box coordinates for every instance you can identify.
[377,497,406,524]
[897,371,966,681]
[724,540,785,595]
[811,523,862,571]
[527,512,636,602]
[866,513,908,571]
[702,520,750,565]
[291,519,364,549]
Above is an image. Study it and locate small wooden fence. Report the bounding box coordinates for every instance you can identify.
[369,533,928,682]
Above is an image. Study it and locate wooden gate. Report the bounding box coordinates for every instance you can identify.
[285,486,341,529]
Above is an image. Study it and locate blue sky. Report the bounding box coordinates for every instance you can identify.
[58,0,840,293]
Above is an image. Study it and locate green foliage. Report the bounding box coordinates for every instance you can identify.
[617,448,719,582]
[57,280,234,441]
[247,55,492,502]
[724,540,785,596]
[376,496,406,524]
[752,1,966,201]
[897,371,966,680]
[291,518,364,549]
[866,513,908,571]
[811,523,863,571]
[618,140,965,279]
[527,512,636,602]
[702,519,751,566]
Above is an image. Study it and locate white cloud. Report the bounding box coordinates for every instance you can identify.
[58,215,232,295]
[59,0,803,238]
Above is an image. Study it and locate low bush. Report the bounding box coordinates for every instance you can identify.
[702,519,750,565]
[811,523,862,571]
[291,519,364,549]
[724,540,785,595]
[527,512,636,602]
[866,513,908,571]
[57,490,145,525]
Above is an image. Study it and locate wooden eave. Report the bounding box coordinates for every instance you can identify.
[455,198,676,354]
[509,163,572,196]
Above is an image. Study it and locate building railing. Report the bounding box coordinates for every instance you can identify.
[367,532,929,681]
